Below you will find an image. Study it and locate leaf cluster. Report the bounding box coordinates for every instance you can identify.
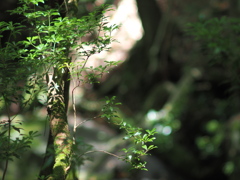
[1,0,119,107]
[186,16,240,95]
[186,17,240,66]
[100,96,158,170]
[0,120,39,161]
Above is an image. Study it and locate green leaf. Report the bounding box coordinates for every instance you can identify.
[12,126,22,133]
[0,130,8,136]
[142,145,147,150]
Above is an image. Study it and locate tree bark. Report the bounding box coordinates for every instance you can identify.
[39,67,72,180]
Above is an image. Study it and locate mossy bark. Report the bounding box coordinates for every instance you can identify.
[39,67,72,180]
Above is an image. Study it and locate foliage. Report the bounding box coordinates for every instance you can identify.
[186,17,240,94]
[101,96,157,170]
[0,0,157,179]
[0,117,39,180]
[0,123,38,161]
[187,17,240,64]
[186,16,240,179]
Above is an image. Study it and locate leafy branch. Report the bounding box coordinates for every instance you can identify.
[100,96,158,170]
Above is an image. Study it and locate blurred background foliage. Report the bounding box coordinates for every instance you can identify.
[1,0,240,179]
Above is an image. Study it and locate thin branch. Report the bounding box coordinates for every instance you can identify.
[83,150,126,161]
[72,54,92,140]
[75,116,99,128]
[72,81,79,141]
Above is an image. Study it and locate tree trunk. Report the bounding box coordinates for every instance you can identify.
[39,67,72,180]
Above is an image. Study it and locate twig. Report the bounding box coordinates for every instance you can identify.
[83,149,125,161]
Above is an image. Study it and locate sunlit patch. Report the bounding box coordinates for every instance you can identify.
[83,0,143,68]
[162,126,172,135]
[154,124,172,136]
[146,109,167,122]
[146,109,158,121]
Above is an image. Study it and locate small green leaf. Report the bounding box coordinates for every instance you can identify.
[142,145,147,150]
[12,126,22,133]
